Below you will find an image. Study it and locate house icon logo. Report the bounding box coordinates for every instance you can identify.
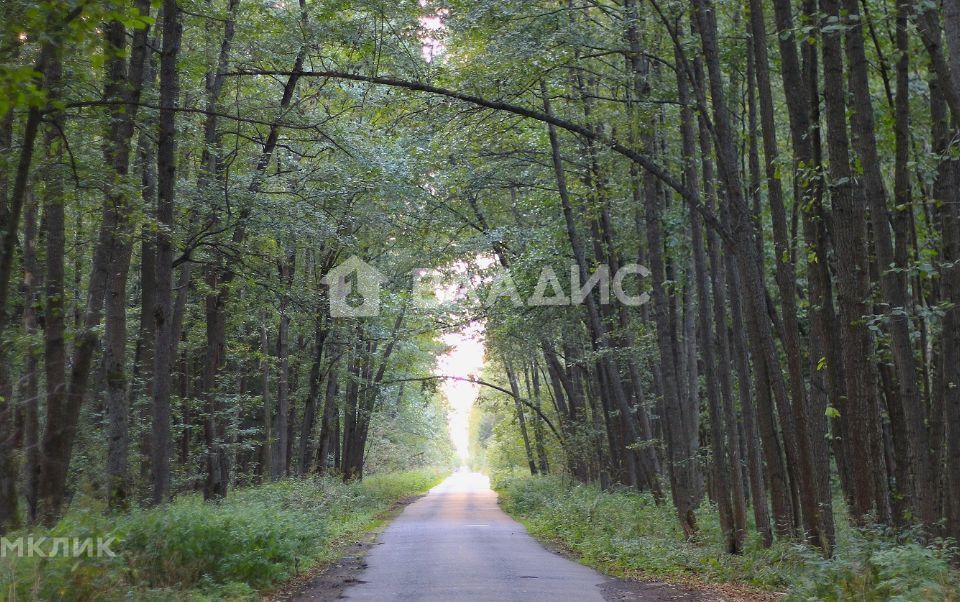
[321,256,385,317]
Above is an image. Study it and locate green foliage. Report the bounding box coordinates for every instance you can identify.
[494,473,797,590]
[787,530,960,601]
[364,391,458,474]
[494,474,960,599]
[0,470,444,601]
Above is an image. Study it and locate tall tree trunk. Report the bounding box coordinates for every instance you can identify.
[506,359,537,475]
[201,266,229,499]
[528,361,550,473]
[316,338,341,475]
[299,321,329,474]
[640,133,699,539]
[0,44,20,531]
[843,0,935,527]
[818,0,891,524]
[260,313,272,477]
[35,37,66,525]
[689,0,807,541]
[35,2,150,520]
[103,6,152,509]
[932,1,960,534]
[20,190,40,523]
[341,342,362,479]
[541,79,667,505]
[726,245,774,545]
[151,0,182,505]
[272,245,295,478]
[746,0,834,549]
[0,6,77,335]
[733,55,769,546]
[675,48,739,551]
[705,177,749,553]
[133,128,157,483]
[0,184,38,531]
[939,163,960,539]
[194,0,239,499]
[130,33,158,476]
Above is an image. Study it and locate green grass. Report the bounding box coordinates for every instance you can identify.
[0,469,445,601]
[493,473,960,600]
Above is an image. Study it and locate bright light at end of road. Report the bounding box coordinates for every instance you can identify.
[438,322,485,462]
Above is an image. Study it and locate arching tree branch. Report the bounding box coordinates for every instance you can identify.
[226,68,731,244]
[375,375,563,442]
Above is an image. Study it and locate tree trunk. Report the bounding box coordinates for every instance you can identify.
[317,339,341,475]
[132,127,157,483]
[260,313,272,477]
[35,2,150,520]
[20,189,40,523]
[818,0,891,523]
[192,0,239,499]
[506,359,538,475]
[690,0,807,541]
[0,48,21,531]
[151,0,182,505]
[843,0,935,527]
[933,1,960,534]
[103,8,152,509]
[641,134,699,539]
[299,321,327,474]
[35,39,66,525]
[746,0,834,549]
[341,343,362,479]
[272,245,295,478]
[0,19,65,335]
[541,79,667,503]
[528,361,550,473]
[201,266,229,499]
[675,49,739,551]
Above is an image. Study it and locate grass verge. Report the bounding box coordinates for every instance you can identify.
[0,469,446,601]
[494,473,960,600]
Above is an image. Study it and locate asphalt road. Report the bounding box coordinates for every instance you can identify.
[340,470,609,602]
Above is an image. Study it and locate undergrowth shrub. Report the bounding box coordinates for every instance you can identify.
[494,473,960,599]
[787,528,959,601]
[0,469,443,601]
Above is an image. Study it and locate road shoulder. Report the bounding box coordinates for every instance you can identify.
[516,515,777,602]
[266,494,426,602]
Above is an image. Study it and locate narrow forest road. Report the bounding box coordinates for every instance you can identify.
[293,470,714,601]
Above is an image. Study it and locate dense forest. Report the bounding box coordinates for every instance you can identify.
[1,0,960,588]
